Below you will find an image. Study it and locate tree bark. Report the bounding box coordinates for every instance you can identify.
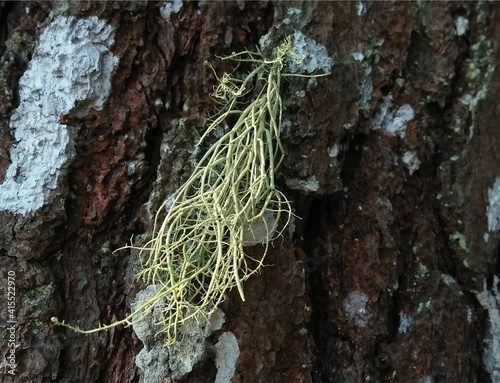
[0,1,498,382]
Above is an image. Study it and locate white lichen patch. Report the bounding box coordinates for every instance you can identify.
[328,144,339,158]
[343,290,371,328]
[487,177,500,232]
[476,276,500,382]
[418,376,434,383]
[287,31,334,74]
[402,151,421,175]
[384,104,414,138]
[466,306,473,324]
[215,332,240,383]
[398,312,413,334]
[132,285,225,383]
[357,1,366,16]
[454,16,469,37]
[351,51,364,62]
[373,96,415,138]
[160,0,183,20]
[305,176,320,192]
[357,62,373,111]
[0,16,117,214]
[287,7,301,16]
[286,176,320,193]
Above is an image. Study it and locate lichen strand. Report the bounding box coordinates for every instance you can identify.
[53,36,324,345]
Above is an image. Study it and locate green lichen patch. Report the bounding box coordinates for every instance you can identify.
[0,30,36,112]
[22,284,55,307]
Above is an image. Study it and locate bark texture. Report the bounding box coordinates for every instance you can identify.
[0,1,498,382]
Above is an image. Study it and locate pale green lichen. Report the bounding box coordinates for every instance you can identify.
[0,30,36,110]
[463,34,494,114]
[461,4,495,141]
[441,274,461,290]
[22,284,54,307]
[415,263,429,280]
[53,36,328,345]
[48,1,71,19]
[450,232,469,252]
[416,300,431,314]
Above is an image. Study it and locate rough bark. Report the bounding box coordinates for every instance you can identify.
[0,1,498,382]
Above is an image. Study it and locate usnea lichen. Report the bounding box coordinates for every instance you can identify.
[53,36,328,345]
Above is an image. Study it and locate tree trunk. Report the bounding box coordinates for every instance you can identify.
[0,1,498,382]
